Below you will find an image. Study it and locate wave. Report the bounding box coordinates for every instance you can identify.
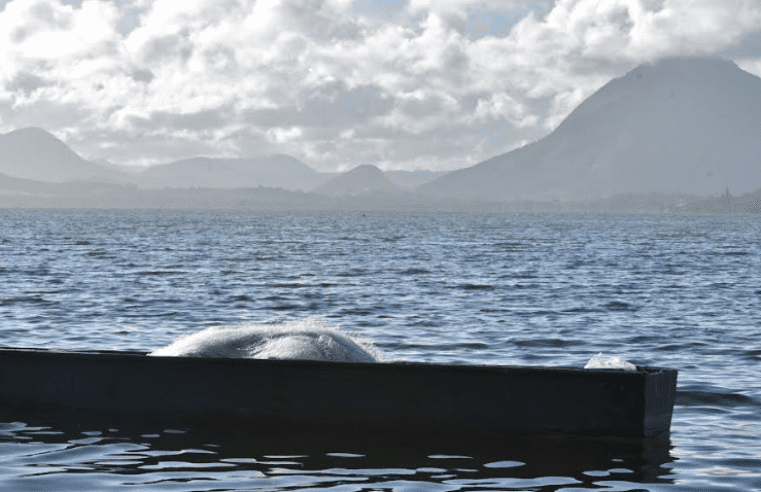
[604,301,637,311]
[676,390,759,408]
[458,283,494,290]
[149,319,382,363]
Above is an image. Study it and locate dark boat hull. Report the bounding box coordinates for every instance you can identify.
[0,348,677,437]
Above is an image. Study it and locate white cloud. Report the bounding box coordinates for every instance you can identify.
[0,0,120,58]
[471,93,538,127]
[736,57,761,78]
[408,0,533,22]
[266,126,303,143]
[0,0,759,171]
[0,0,121,73]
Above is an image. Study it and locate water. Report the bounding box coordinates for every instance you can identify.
[1,209,760,491]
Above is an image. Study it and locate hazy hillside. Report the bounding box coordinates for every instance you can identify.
[384,170,447,190]
[419,57,761,202]
[0,128,334,191]
[315,164,402,197]
[0,171,334,210]
[0,128,127,183]
[135,154,333,191]
[669,189,761,214]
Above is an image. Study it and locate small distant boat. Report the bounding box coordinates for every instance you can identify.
[0,347,676,437]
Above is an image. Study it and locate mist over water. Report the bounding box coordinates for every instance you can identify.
[0,209,760,491]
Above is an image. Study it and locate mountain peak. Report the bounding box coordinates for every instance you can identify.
[639,55,741,77]
[137,154,319,189]
[347,164,385,176]
[315,164,399,197]
[0,127,114,182]
[3,127,69,147]
[420,56,761,202]
[5,127,56,136]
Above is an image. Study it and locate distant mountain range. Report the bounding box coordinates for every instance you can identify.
[0,129,336,191]
[0,128,443,194]
[420,57,761,201]
[1,56,760,210]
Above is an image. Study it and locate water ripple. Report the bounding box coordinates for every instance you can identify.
[0,210,759,491]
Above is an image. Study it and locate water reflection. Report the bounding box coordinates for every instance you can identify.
[0,416,675,491]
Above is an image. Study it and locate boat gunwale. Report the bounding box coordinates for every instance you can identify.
[0,346,672,378]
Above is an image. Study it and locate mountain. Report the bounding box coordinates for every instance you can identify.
[0,128,331,191]
[0,170,337,210]
[136,154,331,191]
[384,170,447,190]
[419,57,761,202]
[92,158,144,175]
[0,128,126,183]
[669,188,761,214]
[315,164,401,197]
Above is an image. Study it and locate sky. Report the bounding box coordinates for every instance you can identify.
[0,0,760,172]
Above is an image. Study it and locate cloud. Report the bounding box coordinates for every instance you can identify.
[0,0,759,171]
[0,0,121,59]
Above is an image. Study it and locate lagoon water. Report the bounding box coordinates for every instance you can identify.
[0,209,759,491]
